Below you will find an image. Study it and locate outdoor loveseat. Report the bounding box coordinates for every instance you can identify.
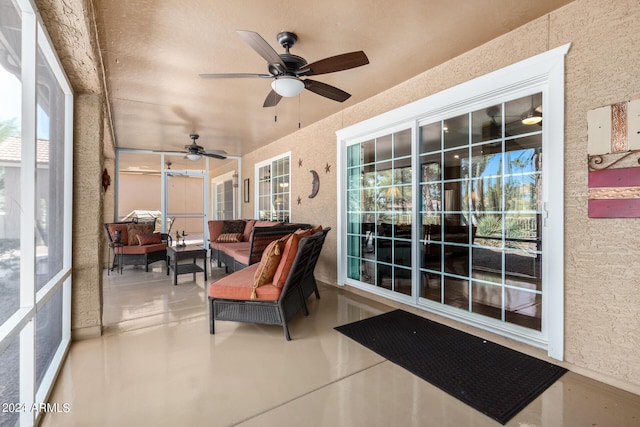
[208,227,330,340]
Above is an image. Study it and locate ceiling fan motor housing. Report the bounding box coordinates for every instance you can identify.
[270,54,307,76]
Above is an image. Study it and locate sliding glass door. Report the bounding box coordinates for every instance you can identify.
[418,95,543,331]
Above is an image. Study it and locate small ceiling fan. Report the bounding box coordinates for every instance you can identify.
[158,134,227,161]
[199,30,369,107]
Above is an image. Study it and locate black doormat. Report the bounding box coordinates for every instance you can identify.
[334,309,566,425]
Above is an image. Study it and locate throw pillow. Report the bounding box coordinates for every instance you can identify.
[126,222,154,245]
[251,234,291,298]
[221,220,246,234]
[137,232,162,245]
[215,233,243,243]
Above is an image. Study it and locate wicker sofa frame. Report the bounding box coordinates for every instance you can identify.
[208,227,330,340]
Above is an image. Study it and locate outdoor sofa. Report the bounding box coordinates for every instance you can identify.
[208,219,309,273]
[208,226,330,340]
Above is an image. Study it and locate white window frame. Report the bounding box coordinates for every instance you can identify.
[211,170,237,220]
[254,152,291,221]
[337,44,569,360]
[0,2,74,425]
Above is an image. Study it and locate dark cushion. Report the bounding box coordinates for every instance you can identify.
[221,220,246,234]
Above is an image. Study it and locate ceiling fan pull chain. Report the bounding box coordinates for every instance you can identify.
[298,94,301,129]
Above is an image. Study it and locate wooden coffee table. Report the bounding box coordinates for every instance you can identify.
[166,244,208,286]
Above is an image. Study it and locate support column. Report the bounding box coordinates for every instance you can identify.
[71,93,104,339]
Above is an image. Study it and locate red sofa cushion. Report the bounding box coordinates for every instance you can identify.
[272,226,322,289]
[107,223,129,245]
[208,221,224,242]
[208,263,281,301]
[224,248,250,266]
[115,243,166,254]
[242,220,256,242]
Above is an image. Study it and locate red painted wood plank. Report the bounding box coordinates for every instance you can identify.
[588,198,640,218]
[588,167,640,188]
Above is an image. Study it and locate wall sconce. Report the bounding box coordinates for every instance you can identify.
[232,172,238,188]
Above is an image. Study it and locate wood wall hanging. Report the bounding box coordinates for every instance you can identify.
[102,168,111,192]
[587,99,640,218]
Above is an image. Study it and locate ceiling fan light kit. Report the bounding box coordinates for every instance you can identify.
[185,153,202,161]
[521,109,543,125]
[271,76,305,97]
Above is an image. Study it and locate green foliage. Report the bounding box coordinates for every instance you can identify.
[0,118,18,142]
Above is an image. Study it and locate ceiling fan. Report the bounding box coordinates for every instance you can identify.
[158,134,227,161]
[199,30,369,107]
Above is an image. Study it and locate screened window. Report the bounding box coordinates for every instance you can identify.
[0,1,73,425]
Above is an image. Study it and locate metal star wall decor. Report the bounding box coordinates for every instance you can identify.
[297,196,302,205]
[298,158,303,167]
[324,163,331,173]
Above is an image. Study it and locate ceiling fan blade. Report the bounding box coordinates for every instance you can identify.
[199,73,272,79]
[304,79,351,102]
[202,152,227,160]
[263,89,282,108]
[151,150,187,155]
[237,30,286,71]
[301,51,369,76]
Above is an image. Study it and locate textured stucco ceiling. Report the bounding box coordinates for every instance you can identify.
[76,1,573,157]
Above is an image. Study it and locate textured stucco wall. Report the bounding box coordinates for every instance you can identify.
[243,0,640,391]
[72,94,104,339]
[551,0,640,391]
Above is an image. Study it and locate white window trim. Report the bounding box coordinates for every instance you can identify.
[254,151,292,221]
[337,43,570,360]
[211,170,237,220]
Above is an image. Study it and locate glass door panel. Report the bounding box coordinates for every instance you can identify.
[418,94,544,331]
[166,172,205,245]
[346,129,413,297]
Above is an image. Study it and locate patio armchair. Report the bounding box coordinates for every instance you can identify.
[104,220,171,272]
